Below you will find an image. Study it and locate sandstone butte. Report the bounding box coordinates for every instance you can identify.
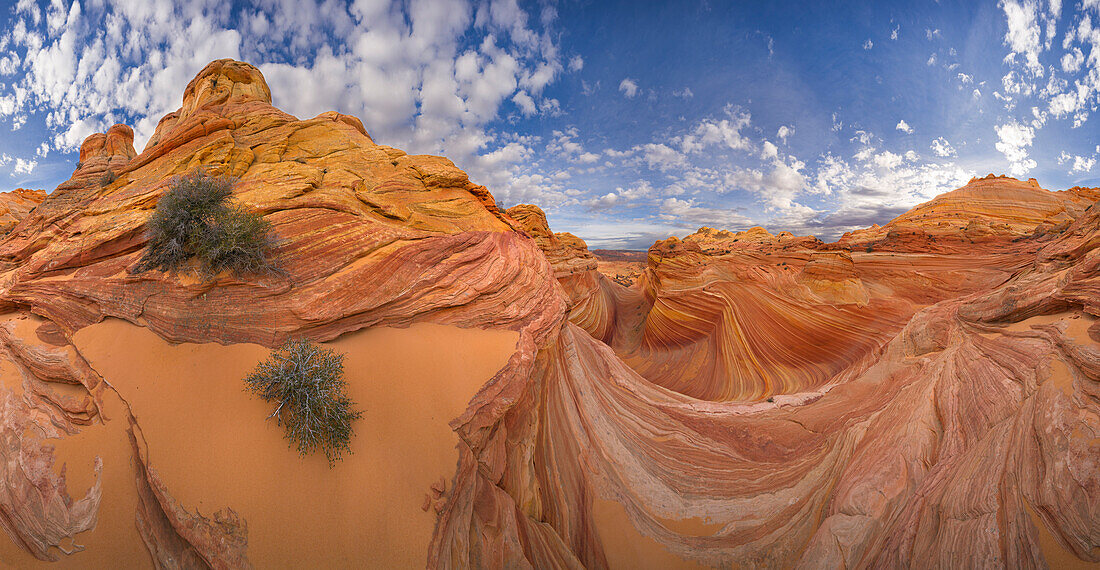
[0,58,1096,569]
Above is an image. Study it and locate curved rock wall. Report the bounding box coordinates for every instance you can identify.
[0,59,1097,569]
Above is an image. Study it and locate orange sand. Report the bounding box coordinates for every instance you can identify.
[0,314,150,569]
[1025,501,1100,569]
[591,496,711,569]
[67,319,517,568]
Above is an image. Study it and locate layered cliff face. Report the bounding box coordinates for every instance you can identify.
[0,58,1098,569]
[0,188,45,235]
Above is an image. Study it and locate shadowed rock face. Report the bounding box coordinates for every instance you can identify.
[0,58,1098,569]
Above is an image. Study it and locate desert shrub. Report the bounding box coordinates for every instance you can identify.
[192,204,275,276]
[134,171,274,277]
[244,341,362,466]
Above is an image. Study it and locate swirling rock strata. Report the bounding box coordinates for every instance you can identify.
[0,189,45,235]
[0,58,1096,569]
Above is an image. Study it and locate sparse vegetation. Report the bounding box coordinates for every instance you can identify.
[244,341,362,466]
[133,171,274,277]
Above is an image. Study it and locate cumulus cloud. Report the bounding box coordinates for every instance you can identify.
[895,120,913,134]
[568,55,583,71]
[13,157,35,174]
[930,136,957,157]
[728,154,808,211]
[890,25,899,40]
[1060,150,1096,172]
[618,78,638,98]
[584,180,654,211]
[863,39,873,50]
[777,125,792,143]
[512,90,537,115]
[1061,47,1084,73]
[994,120,1037,176]
[677,105,752,153]
[1000,0,1044,76]
[659,197,752,229]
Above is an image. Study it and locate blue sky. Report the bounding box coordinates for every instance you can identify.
[0,0,1098,248]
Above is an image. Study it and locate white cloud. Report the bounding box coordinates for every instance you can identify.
[1061,47,1084,73]
[728,154,808,211]
[13,157,36,174]
[930,137,957,157]
[895,120,913,134]
[1061,150,1097,172]
[0,53,18,75]
[863,39,873,50]
[512,90,537,115]
[872,150,903,170]
[1000,0,1045,76]
[568,55,583,71]
[673,87,694,98]
[677,105,752,153]
[926,28,941,40]
[994,120,1037,176]
[761,140,778,159]
[890,25,899,40]
[659,197,752,229]
[618,78,638,98]
[638,143,686,171]
[584,180,654,211]
[777,125,792,143]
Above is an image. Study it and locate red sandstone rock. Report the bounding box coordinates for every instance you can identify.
[0,188,45,234]
[0,58,1097,570]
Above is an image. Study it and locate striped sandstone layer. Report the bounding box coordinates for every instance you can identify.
[0,59,1096,569]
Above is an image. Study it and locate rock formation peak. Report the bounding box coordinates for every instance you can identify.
[78,123,136,166]
[180,59,272,121]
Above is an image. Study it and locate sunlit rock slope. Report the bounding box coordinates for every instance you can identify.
[0,59,1097,569]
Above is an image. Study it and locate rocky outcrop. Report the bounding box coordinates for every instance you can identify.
[0,59,560,566]
[840,174,1097,252]
[0,188,45,234]
[506,204,597,278]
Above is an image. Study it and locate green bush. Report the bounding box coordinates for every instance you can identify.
[134,171,274,277]
[244,341,362,466]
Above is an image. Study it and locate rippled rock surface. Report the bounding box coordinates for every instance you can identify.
[0,59,1097,569]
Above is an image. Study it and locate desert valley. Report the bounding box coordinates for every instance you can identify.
[0,57,1095,568]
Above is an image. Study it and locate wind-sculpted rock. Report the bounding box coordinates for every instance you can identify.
[0,58,1097,569]
[0,189,45,235]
